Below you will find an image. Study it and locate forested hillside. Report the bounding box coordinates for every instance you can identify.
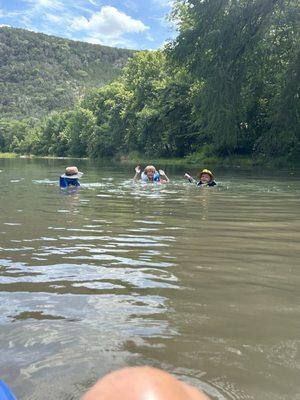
[1,1,299,165]
[0,27,134,118]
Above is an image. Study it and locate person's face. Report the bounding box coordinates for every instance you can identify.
[145,169,155,179]
[200,173,211,183]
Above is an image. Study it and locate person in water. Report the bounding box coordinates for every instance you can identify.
[83,366,211,400]
[133,165,170,183]
[184,169,216,187]
[59,166,83,188]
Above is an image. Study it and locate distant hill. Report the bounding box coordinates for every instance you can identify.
[0,27,135,119]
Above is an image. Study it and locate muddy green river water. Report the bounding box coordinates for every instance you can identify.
[0,158,299,400]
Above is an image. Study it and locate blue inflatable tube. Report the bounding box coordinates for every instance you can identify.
[0,381,17,400]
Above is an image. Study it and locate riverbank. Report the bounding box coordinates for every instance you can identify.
[0,153,18,158]
[118,153,299,169]
[0,152,256,168]
[1,152,298,169]
[0,153,88,160]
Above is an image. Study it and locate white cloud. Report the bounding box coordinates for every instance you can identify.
[37,0,62,8]
[16,14,34,30]
[146,32,155,42]
[82,34,139,49]
[45,13,64,23]
[83,36,102,45]
[1,2,163,50]
[71,6,149,38]
[124,1,140,12]
[24,0,64,10]
[0,24,11,27]
[16,0,65,28]
[71,3,95,15]
[0,9,24,18]
[151,0,175,9]
[86,0,99,5]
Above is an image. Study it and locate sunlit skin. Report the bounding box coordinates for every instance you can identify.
[199,173,212,183]
[133,165,169,183]
[82,367,211,400]
[145,166,156,181]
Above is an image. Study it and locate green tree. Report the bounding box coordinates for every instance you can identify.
[82,82,131,157]
[63,107,97,157]
[0,118,31,152]
[168,0,298,156]
[28,112,70,155]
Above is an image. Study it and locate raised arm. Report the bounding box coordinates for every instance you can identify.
[184,173,196,184]
[133,165,141,181]
[159,169,170,183]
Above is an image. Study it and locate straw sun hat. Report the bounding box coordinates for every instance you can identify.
[61,166,83,179]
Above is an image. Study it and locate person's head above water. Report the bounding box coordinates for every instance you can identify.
[133,165,169,183]
[61,166,83,179]
[199,169,214,183]
[82,366,211,400]
[144,165,157,180]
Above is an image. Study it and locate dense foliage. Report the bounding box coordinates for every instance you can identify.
[168,0,300,162]
[1,1,300,165]
[0,27,134,119]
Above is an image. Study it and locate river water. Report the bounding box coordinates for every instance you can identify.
[0,158,299,400]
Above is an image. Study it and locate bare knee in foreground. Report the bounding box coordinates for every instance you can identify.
[82,366,211,400]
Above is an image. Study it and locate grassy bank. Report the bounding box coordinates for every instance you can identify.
[0,153,88,160]
[1,152,298,169]
[119,151,300,169]
[0,152,18,158]
[119,153,257,168]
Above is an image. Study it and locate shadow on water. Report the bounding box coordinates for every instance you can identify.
[0,158,300,399]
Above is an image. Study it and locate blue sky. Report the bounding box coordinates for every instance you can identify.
[0,0,177,49]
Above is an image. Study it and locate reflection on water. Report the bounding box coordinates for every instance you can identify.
[0,159,299,400]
